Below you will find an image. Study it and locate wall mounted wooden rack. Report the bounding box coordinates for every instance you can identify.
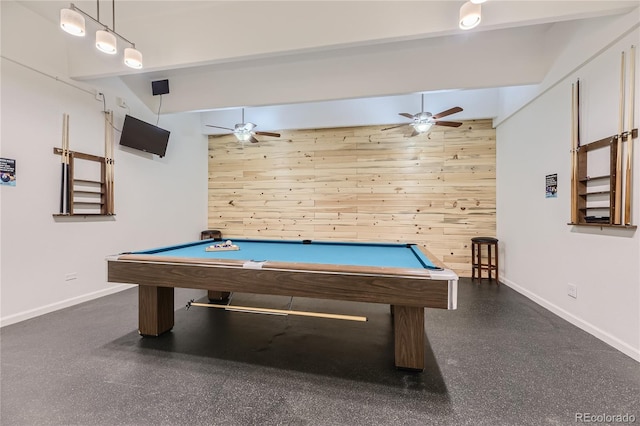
[52,147,114,216]
[569,131,637,229]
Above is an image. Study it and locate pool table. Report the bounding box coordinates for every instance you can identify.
[107,238,458,371]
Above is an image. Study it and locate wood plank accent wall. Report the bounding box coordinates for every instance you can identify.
[208,120,496,276]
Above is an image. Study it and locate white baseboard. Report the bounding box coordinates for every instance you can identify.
[0,284,133,328]
[501,277,640,362]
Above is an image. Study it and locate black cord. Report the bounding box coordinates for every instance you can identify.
[156,95,162,126]
[99,93,122,133]
[104,112,122,133]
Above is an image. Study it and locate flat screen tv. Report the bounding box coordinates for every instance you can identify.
[119,115,170,157]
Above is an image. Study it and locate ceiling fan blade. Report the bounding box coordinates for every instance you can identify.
[249,136,260,144]
[255,131,281,138]
[399,112,415,119]
[206,125,235,131]
[382,123,409,131]
[432,107,463,119]
[434,120,463,128]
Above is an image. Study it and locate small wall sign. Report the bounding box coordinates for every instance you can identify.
[546,173,557,198]
[0,158,16,186]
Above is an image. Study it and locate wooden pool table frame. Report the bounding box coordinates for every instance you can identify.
[107,244,457,371]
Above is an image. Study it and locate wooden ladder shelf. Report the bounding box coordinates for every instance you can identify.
[52,111,115,217]
[52,148,112,216]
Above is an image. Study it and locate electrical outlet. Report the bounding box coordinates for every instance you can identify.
[95,90,103,101]
[567,283,577,299]
[116,97,127,108]
[65,272,77,281]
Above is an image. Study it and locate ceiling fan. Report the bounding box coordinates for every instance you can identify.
[382,94,463,136]
[206,108,281,143]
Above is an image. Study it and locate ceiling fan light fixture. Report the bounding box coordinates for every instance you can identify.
[124,47,143,69]
[96,29,117,54]
[413,122,433,133]
[459,1,482,30]
[234,131,252,142]
[60,7,85,36]
[470,0,487,4]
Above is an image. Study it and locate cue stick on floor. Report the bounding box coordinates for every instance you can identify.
[624,45,635,225]
[187,301,368,322]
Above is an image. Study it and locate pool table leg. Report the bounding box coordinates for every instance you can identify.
[138,285,174,336]
[393,305,425,371]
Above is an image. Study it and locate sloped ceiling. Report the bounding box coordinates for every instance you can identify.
[17,1,640,130]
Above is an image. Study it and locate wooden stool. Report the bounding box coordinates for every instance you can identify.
[201,229,222,241]
[471,237,499,285]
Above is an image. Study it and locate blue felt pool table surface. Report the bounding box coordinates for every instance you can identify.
[132,238,441,271]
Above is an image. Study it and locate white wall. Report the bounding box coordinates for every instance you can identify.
[496,12,640,360]
[0,1,208,326]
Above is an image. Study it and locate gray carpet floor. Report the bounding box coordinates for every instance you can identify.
[1,279,638,425]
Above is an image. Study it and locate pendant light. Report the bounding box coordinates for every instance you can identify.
[124,47,143,69]
[459,1,482,30]
[60,7,85,36]
[96,29,117,54]
[60,2,142,69]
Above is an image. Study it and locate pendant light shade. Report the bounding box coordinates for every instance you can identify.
[459,1,482,30]
[124,47,143,69]
[96,30,117,54]
[60,8,85,36]
[60,2,143,70]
